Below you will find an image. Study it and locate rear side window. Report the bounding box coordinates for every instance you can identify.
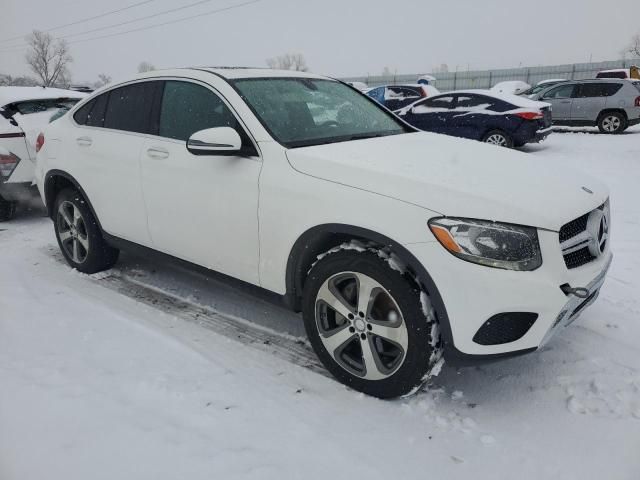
[104,82,158,134]
[421,95,455,109]
[456,95,490,108]
[576,83,622,98]
[159,81,238,141]
[386,87,422,100]
[85,93,109,127]
[73,99,94,125]
[596,71,627,79]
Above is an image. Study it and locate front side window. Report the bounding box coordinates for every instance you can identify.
[103,82,158,134]
[232,78,408,148]
[158,81,238,141]
[542,84,575,99]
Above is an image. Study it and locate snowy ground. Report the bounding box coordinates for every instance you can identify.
[1,128,639,480]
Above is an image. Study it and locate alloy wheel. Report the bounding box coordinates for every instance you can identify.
[315,272,409,381]
[602,115,621,133]
[485,133,508,146]
[57,201,89,264]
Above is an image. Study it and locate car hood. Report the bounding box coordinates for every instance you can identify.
[285,132,608,231]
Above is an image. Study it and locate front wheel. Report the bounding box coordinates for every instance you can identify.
[0,195,17,222]
[302,248,442,398]
[53,188,119,273]
[482,130,514,148]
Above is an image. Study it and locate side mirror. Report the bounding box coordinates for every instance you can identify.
[187,127,242,156]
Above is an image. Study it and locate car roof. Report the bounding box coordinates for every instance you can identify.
[435,89,549,108]
[0,86,87,107]
[185,67,328,80]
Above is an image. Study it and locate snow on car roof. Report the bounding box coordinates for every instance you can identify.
[537,78,567,85]
[0,86,87,107]
[449,89,550,109]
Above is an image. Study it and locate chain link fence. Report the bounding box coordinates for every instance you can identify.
[341,58,640,91]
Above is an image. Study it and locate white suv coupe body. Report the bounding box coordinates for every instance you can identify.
[35,68,612,398]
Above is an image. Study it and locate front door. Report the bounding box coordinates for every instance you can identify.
[139,80,262,285]
[540,84,577,121]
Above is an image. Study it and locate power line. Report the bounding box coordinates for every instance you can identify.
[59,0,219,40]
[0,0,262,54]
[0,0,159,44]
[71,0,262,45]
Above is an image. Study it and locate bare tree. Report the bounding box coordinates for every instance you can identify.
[25,30,72,87]
[94,73,112,89]
[628,33,640,58]
[137,61,156,73]
[266,53,309,71]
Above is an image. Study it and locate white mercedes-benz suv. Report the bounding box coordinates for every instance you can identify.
[35,68,612,398]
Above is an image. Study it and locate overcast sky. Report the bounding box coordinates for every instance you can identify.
[1,0,639,84]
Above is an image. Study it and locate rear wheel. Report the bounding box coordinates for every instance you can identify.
[0,195,17,222]
[598,112,626,134]
[482,130,514,147]
[302,248,442,399]
[53,188,119,273]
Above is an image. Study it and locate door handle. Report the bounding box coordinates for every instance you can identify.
[560,100,571,104]
[76,136,92,146]
[146,147,169,159]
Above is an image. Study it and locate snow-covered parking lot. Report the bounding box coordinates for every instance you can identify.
[1,128,639,480]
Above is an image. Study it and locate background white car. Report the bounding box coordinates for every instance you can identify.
[0,87,86,220]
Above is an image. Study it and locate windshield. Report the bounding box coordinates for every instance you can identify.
[231,78,409,148]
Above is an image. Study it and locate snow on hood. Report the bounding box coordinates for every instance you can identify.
[285,132,608,231]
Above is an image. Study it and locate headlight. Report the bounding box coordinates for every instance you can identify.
[428,217,542,271]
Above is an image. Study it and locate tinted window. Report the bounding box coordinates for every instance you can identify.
[86,93,108,127]
[386,86,422,100]
[542,84,575,99]
[576,83,622,98]
[104,82,158,134]
[456,95,490,108]
[73,99,94,125]
[159,81,238,141]
[596,71,627,79]
[422,95,455,109]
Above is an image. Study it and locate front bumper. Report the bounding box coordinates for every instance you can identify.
[406,229,612,360]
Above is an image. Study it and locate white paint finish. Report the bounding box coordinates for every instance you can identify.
[286,131,607,231]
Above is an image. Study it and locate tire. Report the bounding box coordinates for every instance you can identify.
[0,195,17,222]
[482,130,514,148]
[302,247,442,399]
[598,112,626,134]
[53,188,119,273]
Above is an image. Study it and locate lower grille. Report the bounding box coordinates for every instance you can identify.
[473,312,538,345]
[563,247,595,269]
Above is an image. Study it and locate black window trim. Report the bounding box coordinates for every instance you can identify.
[70,76,261,158]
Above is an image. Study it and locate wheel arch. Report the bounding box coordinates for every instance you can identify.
[598,108,628,122]
[44,170,104,232]
[284,223,454,351]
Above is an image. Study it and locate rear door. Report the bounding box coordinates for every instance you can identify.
[571,83,615,121]
[399,95,456,133]
[540,83,576,120]
[447,94,496,140]
[139,79,261,284]
[65,81,160,245]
